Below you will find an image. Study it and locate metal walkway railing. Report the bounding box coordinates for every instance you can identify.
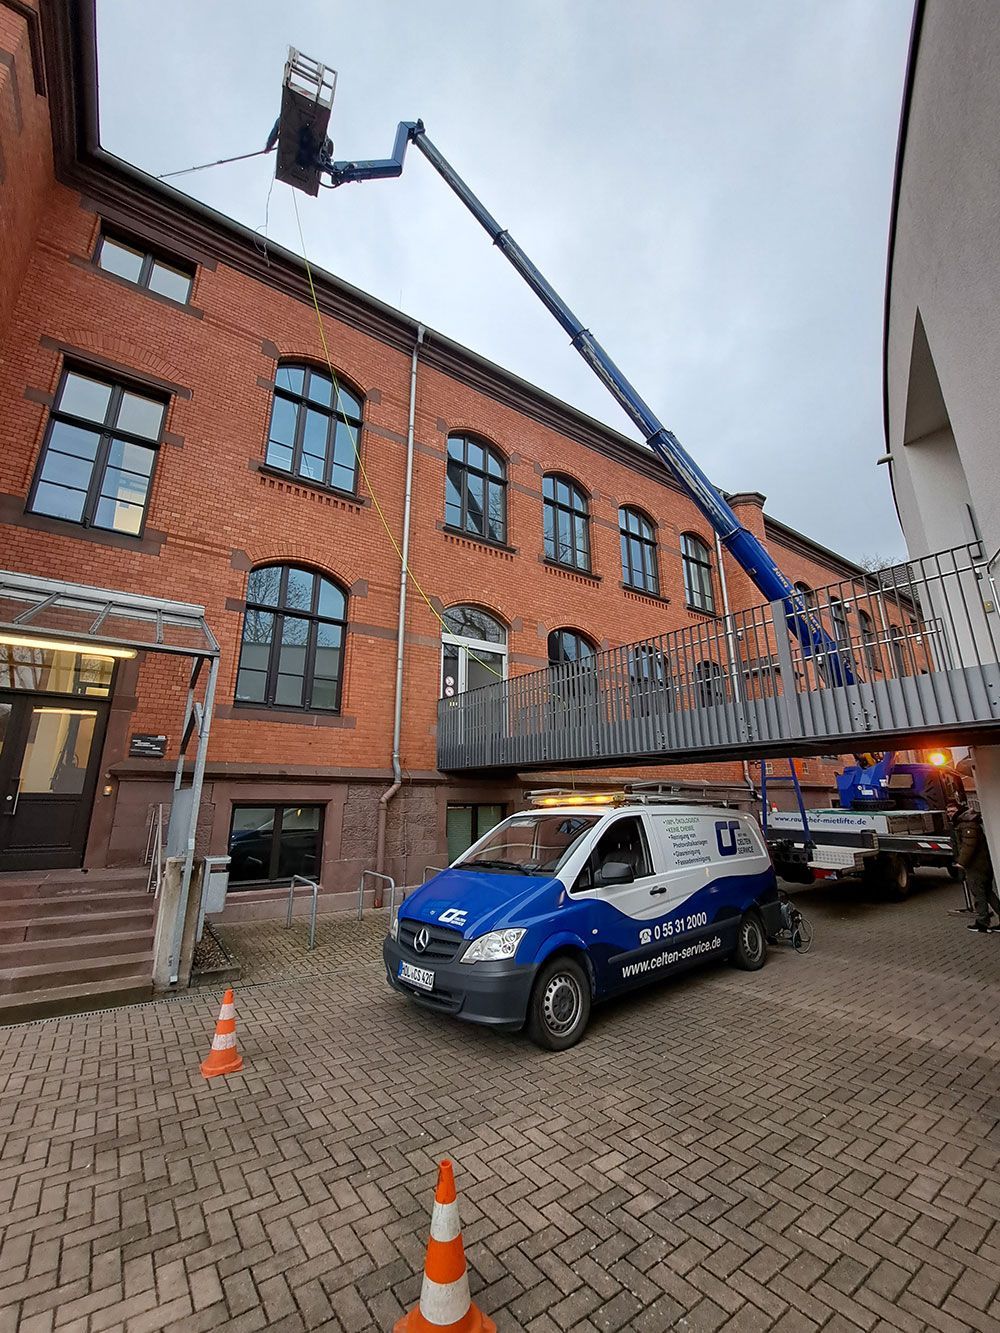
[437,543,1000,772]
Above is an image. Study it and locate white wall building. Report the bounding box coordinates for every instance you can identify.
[884,0,1000,849]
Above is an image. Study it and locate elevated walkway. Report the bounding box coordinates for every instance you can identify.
[438,543,1000,772]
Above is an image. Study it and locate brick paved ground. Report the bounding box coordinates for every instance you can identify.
[0,873,998,1332]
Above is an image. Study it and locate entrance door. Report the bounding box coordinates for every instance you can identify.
[0,694,108,871]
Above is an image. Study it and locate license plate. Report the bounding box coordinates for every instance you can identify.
[398,961,434,991]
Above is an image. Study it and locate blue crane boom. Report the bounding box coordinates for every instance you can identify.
[279,99,846,675]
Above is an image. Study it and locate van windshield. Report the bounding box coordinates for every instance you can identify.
[456,813,599,875]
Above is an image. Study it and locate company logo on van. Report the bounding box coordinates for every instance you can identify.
[439,908,468,926]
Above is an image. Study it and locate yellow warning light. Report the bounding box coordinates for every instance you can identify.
[928,750,948,767]
[528,791,621,808]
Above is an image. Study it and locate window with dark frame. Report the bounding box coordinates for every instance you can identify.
[859,609,880,675]
[830,596,849,643]
[619,506,659,594]
[695,659,727,708]
[265,364,363,495]
[28,368,166,536]
[794,581,816,611]
[547,628,596,666]
[227,804,323,886]
[543,474,591,571]
[446,803,505,862]
[445,435,507,543]
[630,643,673,715]
[235,565,348,712]
[681,533,715,613]
[96,234,194,304]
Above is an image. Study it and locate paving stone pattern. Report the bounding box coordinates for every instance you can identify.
[0,875,998,1331]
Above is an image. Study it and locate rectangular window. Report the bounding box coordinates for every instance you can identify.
[447,803,505,863]
[96,234,194,305]
[228,804,323,886]
[0,644,113,696]
[28,369,166,536]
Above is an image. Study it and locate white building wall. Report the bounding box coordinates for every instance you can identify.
[886,0,1000,882]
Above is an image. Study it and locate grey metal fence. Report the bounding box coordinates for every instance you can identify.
[437,543,1000,771]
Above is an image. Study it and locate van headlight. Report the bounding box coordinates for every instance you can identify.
[389,915,399,941]
[460,928,526,964]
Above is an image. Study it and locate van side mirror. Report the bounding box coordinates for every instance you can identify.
[597,860,633,885]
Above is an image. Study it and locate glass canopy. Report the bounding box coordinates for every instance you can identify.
[0,571,219,660]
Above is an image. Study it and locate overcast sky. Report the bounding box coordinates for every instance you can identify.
[95,1,914,563]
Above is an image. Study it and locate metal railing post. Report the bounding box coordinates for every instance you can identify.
[358,871,395,921]
[285,875,320,950]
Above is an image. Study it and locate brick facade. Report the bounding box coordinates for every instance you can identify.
[0,2,901,905]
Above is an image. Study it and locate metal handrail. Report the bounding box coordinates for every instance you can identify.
[285,874,319,951]
[145,803,164,895]
[422,864,447,882]
[358,870,395,921]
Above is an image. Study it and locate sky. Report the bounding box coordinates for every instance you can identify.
[94,0,915,564]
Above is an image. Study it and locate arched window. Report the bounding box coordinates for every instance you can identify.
[235,565,348,711]
[548,629,596,666]
[829,596,849,643]
[630,644,673,716]
[265,364,363,495]
[681,534,715,613]
[441,606,507,696]
[794,581,816,612]
[695,660,726,708]
[859,609,879,675]
[543,475,590,571]
[445,435,507,544]
[619,507,659,594]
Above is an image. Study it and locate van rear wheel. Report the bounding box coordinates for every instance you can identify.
[732,911,767,971]
[525,956,591,1050]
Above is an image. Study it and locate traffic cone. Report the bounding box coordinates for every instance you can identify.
[394,1160,495,1333]
[200,988,243,1078]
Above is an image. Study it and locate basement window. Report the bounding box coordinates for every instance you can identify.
[228,804,323,886]
[96,233,194,304]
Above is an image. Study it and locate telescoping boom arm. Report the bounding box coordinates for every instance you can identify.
[279,79,846,674]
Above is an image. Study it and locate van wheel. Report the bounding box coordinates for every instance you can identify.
[732,911,767,971]
[525,957,591,1050]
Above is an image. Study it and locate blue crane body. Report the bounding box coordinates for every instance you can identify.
[268,53,972,874]
[268,88,849,681]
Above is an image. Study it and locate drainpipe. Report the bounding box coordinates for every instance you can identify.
[714,531,757,806]
[375,323,425,899]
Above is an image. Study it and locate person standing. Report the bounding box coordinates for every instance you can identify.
[948,799,1000,933]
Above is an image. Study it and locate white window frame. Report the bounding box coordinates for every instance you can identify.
[441,629,508,695]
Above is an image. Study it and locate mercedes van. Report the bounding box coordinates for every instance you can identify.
[382,793,782,1048]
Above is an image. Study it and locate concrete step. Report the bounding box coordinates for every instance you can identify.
[0,976,154,1026]
[0,952,154,996]
[0,875,150,901]
[0,908,156,943]
[0,892,155,922]
[0,931,153,969]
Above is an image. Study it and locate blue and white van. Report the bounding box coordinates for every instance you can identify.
[383,794,782,1048]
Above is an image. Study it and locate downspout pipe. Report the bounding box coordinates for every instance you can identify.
[375,323,425,899]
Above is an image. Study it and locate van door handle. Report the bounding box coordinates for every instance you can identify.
[648,886,667,896]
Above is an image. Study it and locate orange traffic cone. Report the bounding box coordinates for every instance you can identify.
[200,988,243,1078]
[395,1160,495,1333]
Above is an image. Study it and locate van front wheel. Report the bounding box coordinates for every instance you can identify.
[525,956,591,1050]
[732,911,767,971]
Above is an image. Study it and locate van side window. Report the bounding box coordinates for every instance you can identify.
[592,817,651,884]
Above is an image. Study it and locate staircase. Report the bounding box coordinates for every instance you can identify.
[0,869,155,1024]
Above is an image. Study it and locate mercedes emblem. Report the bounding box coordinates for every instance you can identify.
[414,927,430,954]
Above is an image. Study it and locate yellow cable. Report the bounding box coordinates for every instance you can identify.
[291,194,505,680]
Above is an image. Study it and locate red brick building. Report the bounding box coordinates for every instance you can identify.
[0,2,896,913]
